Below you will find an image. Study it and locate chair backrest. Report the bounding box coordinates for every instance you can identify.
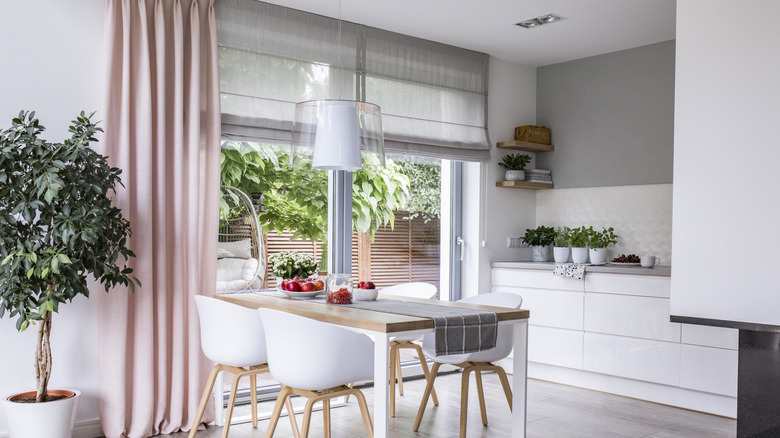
[423,292,523,363]
[257,308,375,391]
[194,295,267,367]
[379,282,437,299]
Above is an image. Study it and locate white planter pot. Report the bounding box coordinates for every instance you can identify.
[2,389,80,438]
[531,245,551,262]
[589,248,608,265]
[553,246,570,263]
[571,247,589,264]
[504,170,525,181]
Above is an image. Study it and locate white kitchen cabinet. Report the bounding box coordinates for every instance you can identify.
[681,324,739,350]
[583,332,681,386]
[585,273,671,298]
[528,326,583,369]
[494,285,584,330]
[680,344,738,397]
[492,268,584,291]
[585,292,681,342]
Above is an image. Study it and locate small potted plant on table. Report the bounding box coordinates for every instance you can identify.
[521,225,556,262]
[586,226,618,265]
[553,226,572,263]
[568,226,591,264]
[498,153,532,181]
[0,111,139,438]
[269,251,319,289]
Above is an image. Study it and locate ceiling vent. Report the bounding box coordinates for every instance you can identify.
[515,13,565,29]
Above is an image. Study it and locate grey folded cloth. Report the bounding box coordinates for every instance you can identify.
[346,299,498,356]
[553,263,586,279]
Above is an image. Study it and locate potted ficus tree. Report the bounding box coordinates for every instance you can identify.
[587,226,618,265]
[0,111,139,438]
[521,225,556,262]
[498,153,532,181]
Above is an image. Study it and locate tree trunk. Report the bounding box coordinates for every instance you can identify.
[35,310,52,403]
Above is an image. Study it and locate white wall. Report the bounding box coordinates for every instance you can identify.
[0,0,105,436]
[462,57,537,298]
[670,0,780,325]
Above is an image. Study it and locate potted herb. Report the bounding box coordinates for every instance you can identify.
[0,111,139,438]
[269,251,318,283]
[567,226,591,264]
[498,153,532,181]
[553,226,572,263]
[587,226,618,265]
[521,225,556,262]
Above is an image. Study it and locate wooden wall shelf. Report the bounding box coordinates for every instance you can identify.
[495,181,554,190]
[496,140,554,153]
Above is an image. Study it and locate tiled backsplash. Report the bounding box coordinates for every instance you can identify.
[536,184,673,265]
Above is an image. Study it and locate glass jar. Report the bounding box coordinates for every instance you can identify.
[326,274,352,304]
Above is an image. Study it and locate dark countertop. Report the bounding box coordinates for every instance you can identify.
[491,261,671,277]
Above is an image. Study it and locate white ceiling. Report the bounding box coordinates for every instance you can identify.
[262,0,676,66]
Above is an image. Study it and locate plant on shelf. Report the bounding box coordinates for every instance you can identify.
[553,226,572,263]
[567,226,591,264]
[586,226,618,265]
[269,251,318,280]
[521,225,556,262]
[498,153,532,182]
[0,111,139,436]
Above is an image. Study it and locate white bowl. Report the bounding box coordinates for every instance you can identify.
[353,288,378,301]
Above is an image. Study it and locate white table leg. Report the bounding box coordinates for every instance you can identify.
[511,320,529,437]
[373,331,390,438]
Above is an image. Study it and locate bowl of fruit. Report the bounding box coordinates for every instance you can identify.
[277,276,326,299]
[610,254,641,265]
[353,281,378,301]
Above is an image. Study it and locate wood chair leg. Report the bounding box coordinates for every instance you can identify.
[250,373,258,428]
[413,361,441,431]
[459,367,474,438]
[323,398,331,438]
[284,395,301,438]
[300,398,316,438]
[475,370,488,426]
[411,343,439,406]
[351,388,374,438]
[222,370,248,438]
[345,382,354,403]
[265,385,293,438]
[189,364,223,438]
[389,344,398,417]
[496,367,513,411]
[396,347,404,395]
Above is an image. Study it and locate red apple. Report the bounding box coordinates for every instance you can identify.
[313,280,325,291]
[284,281,301,292]
[293,276,304,283]
[357,281,366,289]
[281,279,290,289]
[300,282,316,292]
[363,281,376,289]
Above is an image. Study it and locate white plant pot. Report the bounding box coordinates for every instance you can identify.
[553,246,570,263]
[504,170,525,181]
[571,247,589,264]
[589,248,608,265]
[531,245,551,262]
[2,389,80,438]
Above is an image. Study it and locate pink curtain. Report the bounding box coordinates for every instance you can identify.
[98,0,220,436]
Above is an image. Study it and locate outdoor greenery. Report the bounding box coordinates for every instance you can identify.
[521,225,556,247]
[587,226,618,249]
[0,111,139,402]
[498,153,532,171]
[554,226,572,247]
[220,141,442,244]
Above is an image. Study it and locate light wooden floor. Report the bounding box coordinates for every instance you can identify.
[168,373,736,438]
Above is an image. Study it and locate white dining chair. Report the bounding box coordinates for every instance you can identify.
[412,292,523,438]
[258,308,375,438]
[190,296,299,438]
[379,282,440,416]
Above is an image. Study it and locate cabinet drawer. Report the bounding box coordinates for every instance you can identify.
[494,285,584,330]
[529,326,583,370]
[584,293,680,342]
[583,333,680,386]
[680,345,738,397]
[681,325,738,350]
[492,268,584,292]
[585,273,671,298]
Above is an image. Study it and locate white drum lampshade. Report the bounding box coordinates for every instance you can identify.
[291,99,385,170]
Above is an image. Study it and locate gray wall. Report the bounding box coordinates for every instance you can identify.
[536,40,675,188]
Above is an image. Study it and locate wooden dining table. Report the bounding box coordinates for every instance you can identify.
[218,292,531,437]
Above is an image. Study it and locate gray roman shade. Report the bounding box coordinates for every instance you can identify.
[216,0,491,162]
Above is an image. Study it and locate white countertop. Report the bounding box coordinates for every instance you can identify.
[491,261,671,277]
